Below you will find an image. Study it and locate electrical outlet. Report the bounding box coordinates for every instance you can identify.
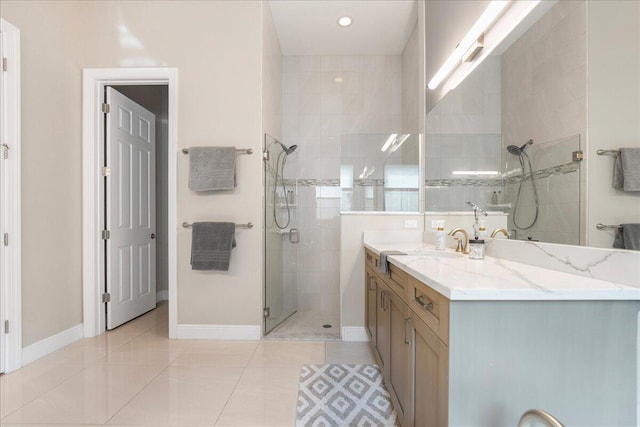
[405,220,418,229]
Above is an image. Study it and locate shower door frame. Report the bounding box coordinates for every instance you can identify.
[262,134,298,335]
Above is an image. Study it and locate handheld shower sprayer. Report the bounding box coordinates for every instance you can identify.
[506,139,539,230]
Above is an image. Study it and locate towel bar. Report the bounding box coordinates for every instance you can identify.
[596,223,621,230]
[182,148,253,155]
[596,149,620,156]
[182,221,253,229]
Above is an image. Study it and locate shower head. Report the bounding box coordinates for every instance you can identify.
[277,141,298,155]
[285,144,298,155]
[507,139,533,156]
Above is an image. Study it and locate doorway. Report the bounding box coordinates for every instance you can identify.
[82,68,178,339]
[104,85,168,329]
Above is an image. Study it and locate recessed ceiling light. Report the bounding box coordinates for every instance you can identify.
[337,16,352,27]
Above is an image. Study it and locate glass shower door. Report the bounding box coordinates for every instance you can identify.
[264,134,298,334]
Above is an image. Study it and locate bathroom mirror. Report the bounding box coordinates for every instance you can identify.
[424,0,638,247]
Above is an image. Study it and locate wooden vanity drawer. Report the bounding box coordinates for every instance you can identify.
[377,263,408,299]
[365,249,379,270]
[408,275,449,344]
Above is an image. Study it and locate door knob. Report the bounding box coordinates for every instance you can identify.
[150,233,156,239]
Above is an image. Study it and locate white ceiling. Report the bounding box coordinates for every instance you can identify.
[269,0,418,56]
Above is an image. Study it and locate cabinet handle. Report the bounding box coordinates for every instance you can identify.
[380,291,385,310]
[415,295,434,311]
[404,317,412,345]
[367,253,373,262]
[369,278,375,291]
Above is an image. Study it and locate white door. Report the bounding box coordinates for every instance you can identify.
[0,31,5,372]
[105,87,156,330]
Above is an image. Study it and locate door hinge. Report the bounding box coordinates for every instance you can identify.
[102,103,111,114]
[101,229,110,240]
[263,307,270,318]
[1,143,9,159]
[3,233,8,246]
[102,293,111,303]
[262,151,269,161]
[2,57,7,72]
[4,320,8,334]
[102,166,111,177]
[572,150,584,162]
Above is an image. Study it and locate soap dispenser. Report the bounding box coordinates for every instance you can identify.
[435,221,446,251]
[477,220,488,238]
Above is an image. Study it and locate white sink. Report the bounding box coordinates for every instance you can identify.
[399,250,462,258]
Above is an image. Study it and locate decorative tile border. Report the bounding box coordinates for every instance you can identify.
[280,162,579,189]
[503,161,579,185]
[424,162,579,188]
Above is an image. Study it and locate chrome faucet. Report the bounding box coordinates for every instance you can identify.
[467,201,488,237]
[448,228,469,254]
[490,228,510,238]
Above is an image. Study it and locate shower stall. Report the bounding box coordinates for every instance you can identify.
[263,134,299,335]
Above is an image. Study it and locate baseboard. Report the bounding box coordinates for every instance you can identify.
[22,323,84,366]
[176,324,261,340]
[156,290,169,302]
[341,327,369,342]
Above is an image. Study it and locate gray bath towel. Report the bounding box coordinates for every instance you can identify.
[191,222,236,271]
[613,224,640,251]
[188,147,236,191]
[613,147,640,192]
[376,251,406,275]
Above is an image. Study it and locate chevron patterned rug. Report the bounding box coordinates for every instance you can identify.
[295,364,398,427]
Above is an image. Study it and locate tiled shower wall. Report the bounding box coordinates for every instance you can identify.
[501,0,586,244]
[281,55,403,331]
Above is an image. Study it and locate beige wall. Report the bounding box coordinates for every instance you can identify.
[586,0,640,248]
[1,0,264,346]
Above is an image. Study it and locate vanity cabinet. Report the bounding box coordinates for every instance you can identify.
[364,248,640,427]
[410,309,449,427]
[365,266,377,346]
[365,248,448,427]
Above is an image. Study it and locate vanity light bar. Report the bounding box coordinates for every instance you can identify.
[427,0,510,90]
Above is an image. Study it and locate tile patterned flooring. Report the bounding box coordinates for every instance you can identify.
[265,311,341,341]
[0,303,375,426]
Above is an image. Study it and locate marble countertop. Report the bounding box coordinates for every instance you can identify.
[364,242,640,301]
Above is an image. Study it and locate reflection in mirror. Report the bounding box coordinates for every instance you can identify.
[425,1,588,245]
[341,134,420,212]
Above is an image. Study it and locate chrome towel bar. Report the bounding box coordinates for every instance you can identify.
[182,148,253,155]
[596,223,621,230]
[596,149,620,156]
[182,221,253,229]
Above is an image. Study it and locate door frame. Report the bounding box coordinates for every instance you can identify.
[0,18,22,373]
[82,68,178,338]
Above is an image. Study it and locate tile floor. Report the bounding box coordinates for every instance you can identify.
[265,311,341,341]
[0,302,375,426]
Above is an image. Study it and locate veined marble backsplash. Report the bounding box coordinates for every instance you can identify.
[485,239,640,288]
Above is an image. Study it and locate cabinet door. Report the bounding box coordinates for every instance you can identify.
[411,313,449,427]
[388,291,412,427]
[375,281,390,374]
[365,267,377,345]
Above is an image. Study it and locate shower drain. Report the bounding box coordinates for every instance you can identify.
[322,324,332,329]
